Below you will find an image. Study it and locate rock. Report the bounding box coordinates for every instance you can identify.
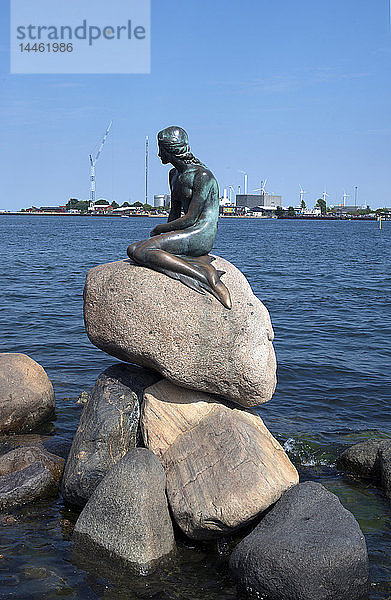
[141,380,298,540]
[1,514,18,525]
[141,380,216,460]
[0,463,57,509]
[42,436,72,460]
[0,353,55,434]
[379,445,391,502]
[229,481,369,600]
[0,434,70,461]
[0,446,64,482]
[61,363,160,507]
[0,434,51,456]
[337,439,391,480]
[73,448,175,574]
[76,391,89,405]
[84,258,276,408]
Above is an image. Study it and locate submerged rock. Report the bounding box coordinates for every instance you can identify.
[0,445,64,481]
[0,353,55,434]
[0,434,51,456]
[336,439,391,479]
[0,434,71,461]
[61,363,160,507]
[0,463,57,509]
[83,258,276,408]
[229,481,369,600]
[379,445,391,502]
[73,448,175,574]
[337,438,391,502]
[141,380,298,540]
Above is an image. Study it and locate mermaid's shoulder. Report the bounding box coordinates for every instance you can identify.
[193,165,217,185]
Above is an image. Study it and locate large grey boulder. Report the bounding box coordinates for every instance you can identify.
[61,363,160,507]
[229,481,369,600]
[141,380,298,540]
[0,353,55,434]
[0,463,57,509]
[73,448,175,574]
[83,258,276,408]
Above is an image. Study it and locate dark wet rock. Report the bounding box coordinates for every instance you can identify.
[0,353,55,434]
[42,436,72,460]
[0,434,50,456]
[61,363,160,507]
[229,481,369,600]
[0,445,64,481]
[0,434,70,461]
[73,448,175,574]
[379,445,391,502]
[336,439,391,480]
[0,462,57,509]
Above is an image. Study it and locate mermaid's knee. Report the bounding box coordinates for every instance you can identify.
[127,242,139,260]
[133,241,157,264]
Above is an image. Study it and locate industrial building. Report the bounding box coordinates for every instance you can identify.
[236,193,282,210]
[154,194,171,208]
[330,205,364,215]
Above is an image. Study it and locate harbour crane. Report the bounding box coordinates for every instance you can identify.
[89,121,113,209]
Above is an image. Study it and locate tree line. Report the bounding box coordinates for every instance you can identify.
[65,199,155,212]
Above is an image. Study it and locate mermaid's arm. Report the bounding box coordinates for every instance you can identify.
[167,169,181,222]
[168,197,181,222]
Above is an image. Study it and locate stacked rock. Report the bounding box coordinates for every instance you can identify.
[141,380,298,540]
[65,257,370,596]
[82,256,276,407]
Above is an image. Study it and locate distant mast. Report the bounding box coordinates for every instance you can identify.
[145,136,149,205]
[240,170,248,195]
[89,121,112,210]
[299,185,307,206]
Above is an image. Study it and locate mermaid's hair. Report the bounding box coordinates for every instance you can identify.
[158,126,205,166]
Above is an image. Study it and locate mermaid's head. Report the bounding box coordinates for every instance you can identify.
[157,126,204,166]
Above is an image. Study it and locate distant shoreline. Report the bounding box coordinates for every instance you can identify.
[0,212,385,221]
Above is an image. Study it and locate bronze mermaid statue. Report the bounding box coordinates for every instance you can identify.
[127,126,232,309]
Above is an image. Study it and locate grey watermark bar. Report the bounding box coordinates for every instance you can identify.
[10,0,150,74]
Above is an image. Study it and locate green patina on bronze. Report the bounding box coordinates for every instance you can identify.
[127,126,232,309]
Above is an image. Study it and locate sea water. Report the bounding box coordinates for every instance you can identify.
[0,215,390,599]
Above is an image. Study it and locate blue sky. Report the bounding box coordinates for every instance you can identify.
[0,0,390,210]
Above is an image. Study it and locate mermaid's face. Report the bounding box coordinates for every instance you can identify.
[158,143,170,164]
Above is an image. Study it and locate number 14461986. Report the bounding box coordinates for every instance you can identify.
[19,43,73,52]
